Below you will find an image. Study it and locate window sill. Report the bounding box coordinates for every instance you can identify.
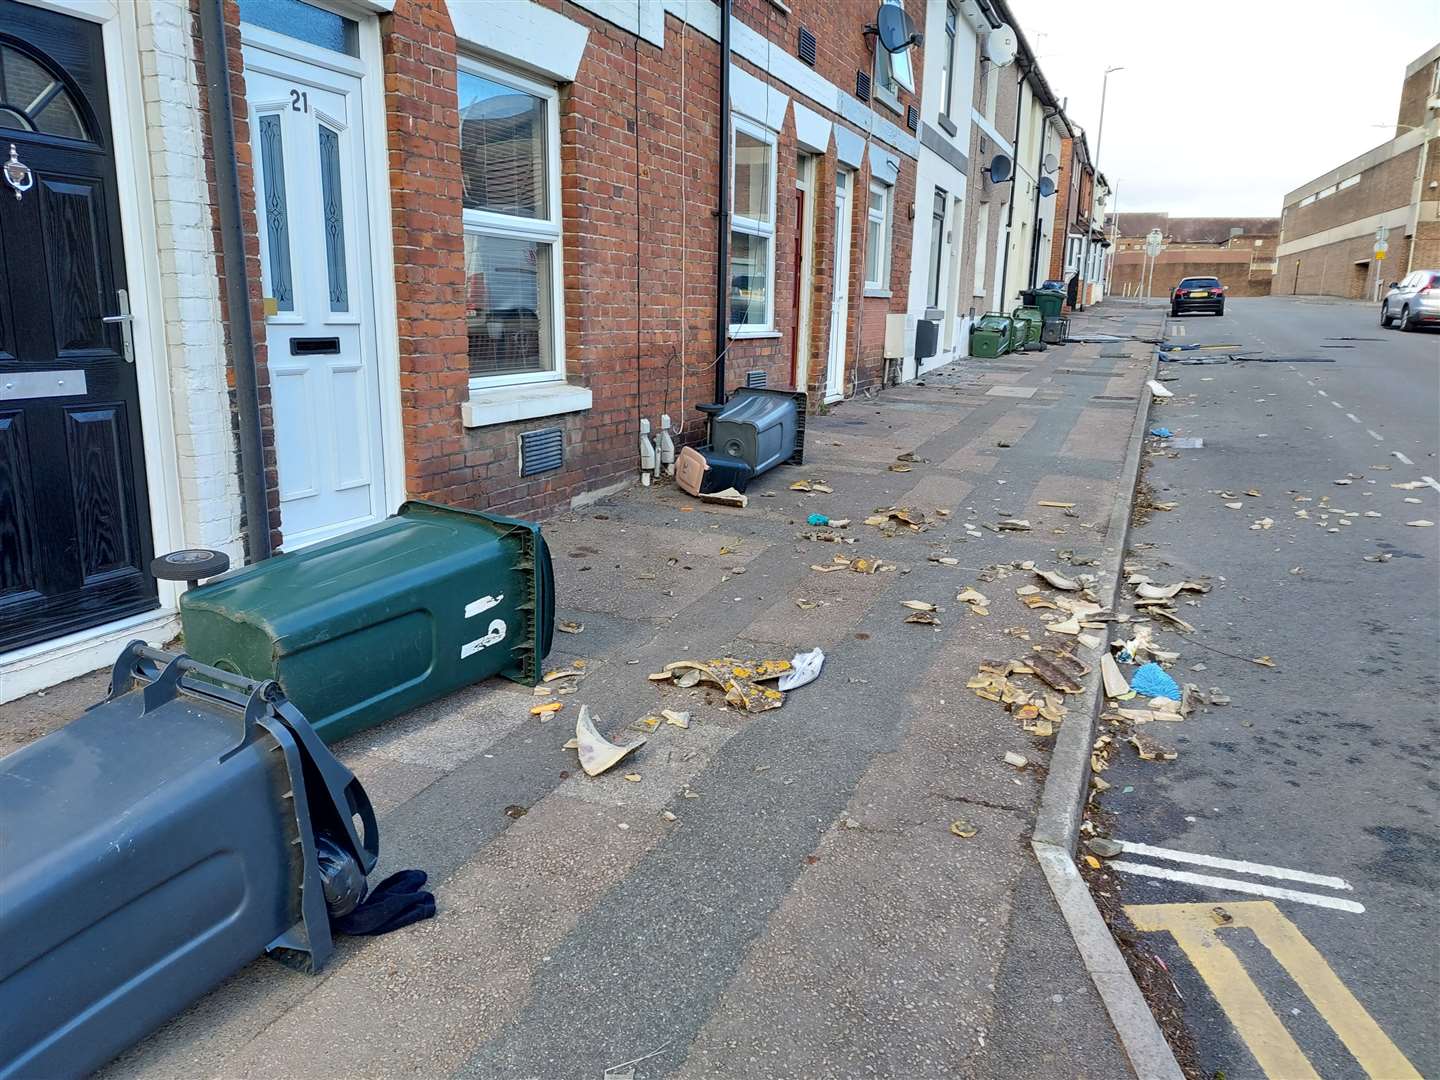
[863,288,892,299]
[461,380,592,428]
[937,114,958,138]
[728,328,782,340]
[873,86,903,116]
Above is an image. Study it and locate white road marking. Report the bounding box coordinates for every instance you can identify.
[1423,476,1440,494]
[1109,861,1366,913]
[1332,400,1344,409]
[1316,389,1327,397]
[1392,451,1414,465]
[1367,429,1384,442]
[1346,412,1361,424]
[1117,841,1353,890]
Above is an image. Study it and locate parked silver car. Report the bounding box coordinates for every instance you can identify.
[1380,269,1440,331]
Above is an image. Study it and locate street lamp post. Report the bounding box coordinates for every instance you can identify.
[1076,65,1123,309]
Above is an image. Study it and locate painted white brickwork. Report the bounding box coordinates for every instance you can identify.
[135,1,245,562]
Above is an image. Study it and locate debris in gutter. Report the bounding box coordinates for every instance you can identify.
[1129,733,1177,762]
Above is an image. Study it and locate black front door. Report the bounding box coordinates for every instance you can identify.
[0,0,156,653]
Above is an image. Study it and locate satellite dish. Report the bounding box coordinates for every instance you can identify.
[874,4,923,53]
[987,153,1013,184]
[1038,176,1056,197]
[1042,152,1059,174]
[983,24,1017,66]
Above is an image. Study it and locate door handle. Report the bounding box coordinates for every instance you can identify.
[102,288,135,364]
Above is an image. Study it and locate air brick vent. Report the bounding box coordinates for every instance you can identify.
[797,27,817,66]
[746,369,767,388]
[518,427,564,477]
[856,70,870,102]
[906,104,919,132]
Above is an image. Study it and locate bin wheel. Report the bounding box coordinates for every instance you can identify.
[150,548,231,583]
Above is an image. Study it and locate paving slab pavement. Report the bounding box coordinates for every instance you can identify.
[1,304,1166,1079]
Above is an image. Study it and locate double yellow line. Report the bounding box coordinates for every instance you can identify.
[1127,901,1420,1079]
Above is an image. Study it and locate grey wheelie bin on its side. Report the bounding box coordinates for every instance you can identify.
[0,644,379,1079]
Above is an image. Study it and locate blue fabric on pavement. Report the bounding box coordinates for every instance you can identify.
[1130,662,1181,701]
[1149,427,1173,438]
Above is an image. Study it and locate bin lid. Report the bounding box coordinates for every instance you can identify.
[0,674,243,872]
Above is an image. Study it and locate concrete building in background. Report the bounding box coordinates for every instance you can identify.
[1273,42,1440,299]
[1110,214,1280,298]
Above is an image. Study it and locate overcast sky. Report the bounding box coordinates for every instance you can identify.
[1004,0,1440,218]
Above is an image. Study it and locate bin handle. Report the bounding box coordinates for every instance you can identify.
[274,698,380,873]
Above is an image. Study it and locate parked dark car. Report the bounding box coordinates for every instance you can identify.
[1170,276,1225,317]
[1380,270,1440,331]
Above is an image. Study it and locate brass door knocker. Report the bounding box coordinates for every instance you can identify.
[3,144,33,201]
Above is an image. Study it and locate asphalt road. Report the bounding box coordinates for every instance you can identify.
[1101,296,1439,1079]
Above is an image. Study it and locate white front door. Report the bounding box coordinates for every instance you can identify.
[245,42,386,549]
[826,171,852,403]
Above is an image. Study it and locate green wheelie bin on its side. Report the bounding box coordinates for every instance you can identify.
[970,313,1014,358]
[179,501,555,744]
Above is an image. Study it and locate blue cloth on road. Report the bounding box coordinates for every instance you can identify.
[1149,427,1173,438]
[807,513,830,526]
[1130,662,1181,701]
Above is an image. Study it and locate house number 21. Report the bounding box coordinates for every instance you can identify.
[290,89,308,113]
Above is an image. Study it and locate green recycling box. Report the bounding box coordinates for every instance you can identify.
[970,314,1014,358]
[179,501,555,744]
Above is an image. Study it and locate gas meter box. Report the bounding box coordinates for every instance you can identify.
[179,500,555,744]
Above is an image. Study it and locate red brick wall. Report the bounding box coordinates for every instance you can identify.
[1279,147,1420,242]
[1047,135,1075,282]
[1112,250,1273,298]
[395,0,919,517]
[1396,58,1436,134]
[209,0,921,525]
[379,0,472,507]
[190,0,281,555]
[1269,224,1407,299]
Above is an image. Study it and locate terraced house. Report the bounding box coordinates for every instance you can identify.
[0,0,935,698]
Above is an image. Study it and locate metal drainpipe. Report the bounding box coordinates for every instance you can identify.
[1027,106,1059,289]
[996,59,1027,312]
[198,0,273,561]
[712,0,733,405]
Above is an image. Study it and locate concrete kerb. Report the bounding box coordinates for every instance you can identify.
[1030,327,1186,1080]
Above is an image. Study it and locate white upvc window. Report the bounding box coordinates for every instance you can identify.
[940,3,958,119]
[458,59,565,390]
[864,179,893,292]
[730,115,778,335]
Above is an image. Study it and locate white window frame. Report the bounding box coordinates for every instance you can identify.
[940,3,958,119]
[864,179,893,293]
[459,57,566,391]
[729,114,778,336]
